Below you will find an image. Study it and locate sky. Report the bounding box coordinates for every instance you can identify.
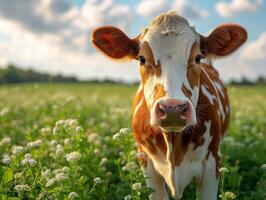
[0,0,265,82]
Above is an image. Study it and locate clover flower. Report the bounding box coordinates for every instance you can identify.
[113,128,130,140]
[66,151,81,162]
[11,145,24,155]
[1,154,11,165]
[27,139,42,148]
[42,169,51,180]
[41,127,51,135]
[132,183,142,190]
[76,126,84,134]
[0,137,11,146]
[50,140,58,146]
[68,192,79,199]
[219,167,229,173]
[46,178,56,187]
[55,172,68,181]
[124,195,132,200]
[100,158,108,165]
[261,163,266,170]
[64,138,72,146]
[21,154,37,167]
[94,177,102,184]
[224,191,237,199]
[14,184,29,193]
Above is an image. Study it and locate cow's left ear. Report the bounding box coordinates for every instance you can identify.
[200,24,247,57]
[91,26,139,61]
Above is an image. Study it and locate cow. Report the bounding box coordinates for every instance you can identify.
[91,11,247,200]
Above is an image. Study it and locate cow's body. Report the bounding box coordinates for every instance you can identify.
[91,11,246,200]
[132,63,230,199]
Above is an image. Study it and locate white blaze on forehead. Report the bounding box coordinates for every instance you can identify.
[140,12,200,107]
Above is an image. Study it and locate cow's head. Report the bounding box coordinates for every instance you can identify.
[91,11,247,132]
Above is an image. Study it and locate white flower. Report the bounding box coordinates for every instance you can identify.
[68,192,79,199]
[62,166,70,173]
[55,120,65,127]
[50,140,58,146]
[100,158,108,165]
[64,138,72,146]
[119,128,130,135]
[94,177,101,184]
[68,119,78,127]
[55,172,68,181]
[122,162,138,171]
[46,178,56,187]
[87,132,99,143]
[56,145,64,156]
[28,159,37,167]
[24,153,32,160]
[12,145,24,155]
[0,107,9,116]
[112,133,120,140]
[124,195,132,200]
[14,184,29,193]
[0,137,11,146]
[76,126,83,134]
[261,164,266,170]
[93,148,100,155]
[219,167,229,173]
[53,127,60,135]
[14,172,23,180]
[41,127,51,135]
[132,183,142,190]
[106,171,112,176]
[224,191,237,199]
[1,154,11,165]
[66,151,81,162]
[21,154,36,167]
[42,169,51,179]
[27,139,42,148]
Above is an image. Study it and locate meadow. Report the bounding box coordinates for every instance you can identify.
[0,83,265,200]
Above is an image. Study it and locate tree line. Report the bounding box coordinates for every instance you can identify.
[0,64,265,85]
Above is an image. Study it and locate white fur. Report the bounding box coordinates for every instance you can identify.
[201,84,215,105]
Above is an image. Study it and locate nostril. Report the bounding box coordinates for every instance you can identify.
[176,103,188,114]
[156,103,168,120]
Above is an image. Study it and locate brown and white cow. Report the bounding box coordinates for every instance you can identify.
[91,11,247,200]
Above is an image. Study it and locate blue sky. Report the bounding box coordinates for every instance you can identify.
[0,0,265,82]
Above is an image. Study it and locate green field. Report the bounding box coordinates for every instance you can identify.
[0,83,265,200]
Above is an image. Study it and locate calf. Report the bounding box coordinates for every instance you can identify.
[91,11,247,200]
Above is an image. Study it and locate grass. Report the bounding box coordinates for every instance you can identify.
[0,83,265,200]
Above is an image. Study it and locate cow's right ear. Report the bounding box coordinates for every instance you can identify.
[91,26,139,61]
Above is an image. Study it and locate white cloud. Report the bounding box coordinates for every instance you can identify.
[136,0,170,18]
[172,0,208,19]
[136,0,208,20]
[215,0,263,18]
[215,32,266,81]
[0,0,139,82]
[241,32,266,60]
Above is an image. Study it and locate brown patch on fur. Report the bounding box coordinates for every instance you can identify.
[181,83,192,100]
[200,24,247,57]
[153,84,166,104]
[91,26,139,60]
[187,44,201,89]
[139,42,162,85]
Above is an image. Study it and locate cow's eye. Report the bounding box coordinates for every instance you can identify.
[195,55,202,64]
[139,55,146,65]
